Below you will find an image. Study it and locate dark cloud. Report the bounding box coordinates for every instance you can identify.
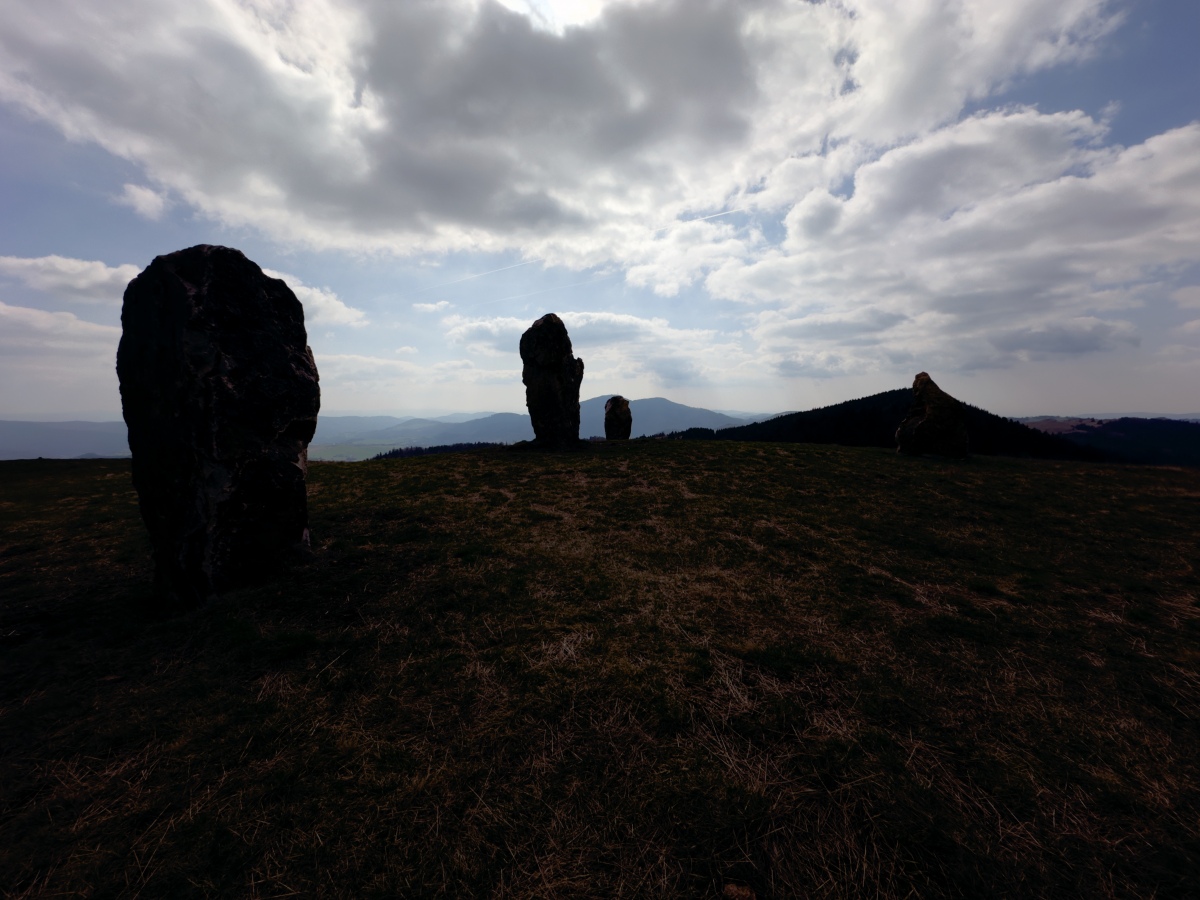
[355,0,757,231]
[990,317,1138,356]
[770,308,907,343]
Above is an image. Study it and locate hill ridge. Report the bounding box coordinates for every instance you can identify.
[671,388,1115,462]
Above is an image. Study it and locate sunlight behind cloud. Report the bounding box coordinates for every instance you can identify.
[494,0,611,33]
[0,0,1197,415]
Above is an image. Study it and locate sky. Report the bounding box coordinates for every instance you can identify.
[1,0,1198,420]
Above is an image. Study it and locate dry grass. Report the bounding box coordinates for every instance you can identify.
[1,442,1199,898]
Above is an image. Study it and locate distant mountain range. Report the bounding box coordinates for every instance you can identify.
[2,395,1197,465]
[309,397,758,460]
[0,398,752,461]
[0,420,131,461]
[1017,413,1200,423]
[312,413,534,459]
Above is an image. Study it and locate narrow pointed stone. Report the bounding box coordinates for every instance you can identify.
[895,372,969,458]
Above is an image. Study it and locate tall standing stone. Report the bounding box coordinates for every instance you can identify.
[519,313,584,449]
[116,245,321,606]
[895,371,969,458]
[604,395,632,440]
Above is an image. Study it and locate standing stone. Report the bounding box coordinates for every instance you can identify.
[604,395,632,440]
[116,245,320,606]
[895,371,969,458]
[520,313,585,448]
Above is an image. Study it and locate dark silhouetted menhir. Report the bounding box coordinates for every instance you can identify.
[520,313,584,449]
[604,396,632,440]
[116,245,320,607]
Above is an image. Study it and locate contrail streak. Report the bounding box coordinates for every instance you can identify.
[687,207,749,222]
[410,258,546,294]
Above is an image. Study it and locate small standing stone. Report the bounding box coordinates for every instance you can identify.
[604,395,632,440]
[116,245,320,606]
[519,313,585,449]
[895,371,969,458]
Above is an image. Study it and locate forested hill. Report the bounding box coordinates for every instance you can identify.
[671,388,1108,461]
[1050,417,1200,467]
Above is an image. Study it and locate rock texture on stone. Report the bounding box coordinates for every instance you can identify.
[116,245,320,606]
[520,313,585,448]
[895,371,969,458]
[604,395,632,440]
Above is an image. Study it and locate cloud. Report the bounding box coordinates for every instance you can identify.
[0,300,122,414]
[262,268,368,328]
[495,0,609,34]
[0,256,368,331]
[444,309,754,387]
[116,183,167,219]
[1172,286,1200,309]
[317,352,421,378]
[318,351,511,390]
[989,317,1138,358]
[443,314,528,358]
[0,255,139,304]
[775,351,856,380]
[5,0,1193,393]
[0,0,1119,267]
[624,217,756,296]
[711,115,1200,373]
[830,0,1121,142]
[0,299,120,355]
[757,307,908,345]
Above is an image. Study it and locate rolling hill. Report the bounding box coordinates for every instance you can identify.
[5,395,1196,467]
[0,398,755,463]
[2,444,1198,897]
[672,389,1112,462]
[1024,417,1200,467]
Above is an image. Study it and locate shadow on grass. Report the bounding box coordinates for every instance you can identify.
[2,445,1199,898]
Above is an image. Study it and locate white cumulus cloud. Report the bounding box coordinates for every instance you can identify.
[262,268,368,328]
[0,300,122,414]
[0,0,1123,270]
[444,309,754,388]
[116,183,168,220]
[1,0,1196,406]
[0,255,139,305]
[0,300,121,355]
[713,115,1200,375]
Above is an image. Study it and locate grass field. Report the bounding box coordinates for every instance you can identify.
[2,441,1198,898]
[308,442,407,462]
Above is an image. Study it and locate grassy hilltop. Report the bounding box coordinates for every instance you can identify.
[2,442,1199,898]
